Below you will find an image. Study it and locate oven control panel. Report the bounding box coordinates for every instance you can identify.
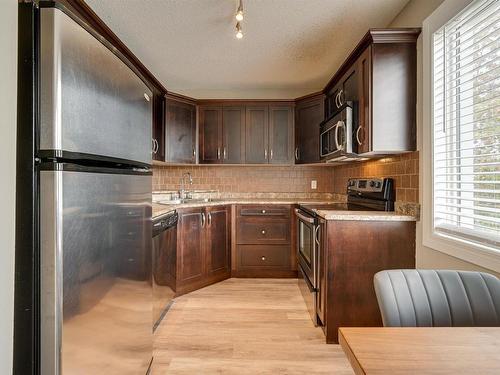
[347,178,386,193]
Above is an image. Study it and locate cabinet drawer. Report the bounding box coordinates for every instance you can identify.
[237,219,290,244]
[238,245,290,269]
[237,205,290,218]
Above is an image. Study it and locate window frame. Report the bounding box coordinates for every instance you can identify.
[422,0,500,272]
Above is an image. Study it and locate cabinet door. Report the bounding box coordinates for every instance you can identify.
[245,106,269,163]
[222,106,245,164]
[316,218,326,326]
[206,206,230,276]
[165,98,196,163]
[199,106,223,163]
[177,209,204,286]
[295,95,324,164]
[152,94,165,161]
[356,47,371,154]
[269,105,293,164]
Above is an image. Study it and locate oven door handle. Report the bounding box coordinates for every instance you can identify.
[295,209,315,223]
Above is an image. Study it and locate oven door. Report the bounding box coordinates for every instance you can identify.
[295,209,318,288]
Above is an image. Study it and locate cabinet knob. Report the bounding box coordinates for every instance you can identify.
[261,230,266,235]
[262,210,266,214]
[261,256,266,261]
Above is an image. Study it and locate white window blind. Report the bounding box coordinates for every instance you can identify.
[432,0,500,250]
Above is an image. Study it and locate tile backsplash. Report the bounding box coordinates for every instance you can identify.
[332,151,419,203]
[152,165,336,199]
[153,151,419,203]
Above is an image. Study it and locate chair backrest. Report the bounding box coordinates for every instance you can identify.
[374,269,500,327]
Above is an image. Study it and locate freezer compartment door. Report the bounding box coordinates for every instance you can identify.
[40,169,152,375]
[40,7,152,165]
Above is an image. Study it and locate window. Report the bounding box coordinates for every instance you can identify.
[423,0,500,269]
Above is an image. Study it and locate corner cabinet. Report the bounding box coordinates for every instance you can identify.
[324,29,420,156]
[176,205,230,295]
[295,93,324,164]
[165,94,196,163]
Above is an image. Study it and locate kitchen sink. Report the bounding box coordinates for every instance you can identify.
[155,197,223,205]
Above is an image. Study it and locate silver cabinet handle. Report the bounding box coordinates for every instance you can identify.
[315,224,320,246]
[193,147,196,158]
[356,126,363,146]
[335,92,340,108]
[223,147,227,160]
[201,213,206,228]
[207,212,212,227]
[155,139,159,153]
[338,89,344,107]
[217,147,221,160]
[152,139,156,154]
[270,149,273,160]
[295,147,299,161]
[152,139,158,154]
[264,149,268,159]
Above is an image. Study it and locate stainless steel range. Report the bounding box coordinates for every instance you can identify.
[295,178,394,326]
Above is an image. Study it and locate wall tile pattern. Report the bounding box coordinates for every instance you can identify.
[332,151,419,203]
[153,151,419,203]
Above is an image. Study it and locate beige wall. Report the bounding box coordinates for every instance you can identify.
[389,0,499,277]
[0,0,17,373]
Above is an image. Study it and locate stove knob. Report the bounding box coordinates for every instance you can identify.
[369,180,375,188]
[375,181,382,189]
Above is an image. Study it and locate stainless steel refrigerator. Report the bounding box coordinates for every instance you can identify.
[37,6,153,375]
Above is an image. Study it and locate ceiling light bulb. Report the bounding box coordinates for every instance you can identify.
[236,0,244,21]
[236,22,243,39]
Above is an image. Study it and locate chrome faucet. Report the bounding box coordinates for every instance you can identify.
[179,172,193,200]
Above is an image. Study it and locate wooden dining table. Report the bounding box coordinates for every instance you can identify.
[339,327,500,374]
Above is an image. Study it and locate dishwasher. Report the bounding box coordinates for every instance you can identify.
[152,210,178,331]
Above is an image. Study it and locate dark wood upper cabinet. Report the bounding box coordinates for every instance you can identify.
[222,106,245,164]
[295,93,324,164]
[269,106,293,164]
[324,29,420,156]
[152,93,165,161]
[199,106,223,163]
[245,106,269,164]
[165,95,196,163]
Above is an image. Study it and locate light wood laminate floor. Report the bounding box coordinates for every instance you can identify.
[152,278,353,374]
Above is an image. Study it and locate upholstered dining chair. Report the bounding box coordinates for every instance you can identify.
[373,269,500,327]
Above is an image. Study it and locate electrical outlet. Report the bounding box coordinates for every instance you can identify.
[311,180,317,190]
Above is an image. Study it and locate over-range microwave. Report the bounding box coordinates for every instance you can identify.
[320,102,366,162]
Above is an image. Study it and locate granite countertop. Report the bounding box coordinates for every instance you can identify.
[153,198,419,221]
[311,209,418,221]
[152,198,341,219]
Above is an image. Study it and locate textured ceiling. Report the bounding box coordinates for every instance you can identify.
[86,0,410,99]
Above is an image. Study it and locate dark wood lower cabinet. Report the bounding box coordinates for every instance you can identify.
[319,220,416,343]
[206,206,230,277]
[234,205,296,278]
[176,205,230,295]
